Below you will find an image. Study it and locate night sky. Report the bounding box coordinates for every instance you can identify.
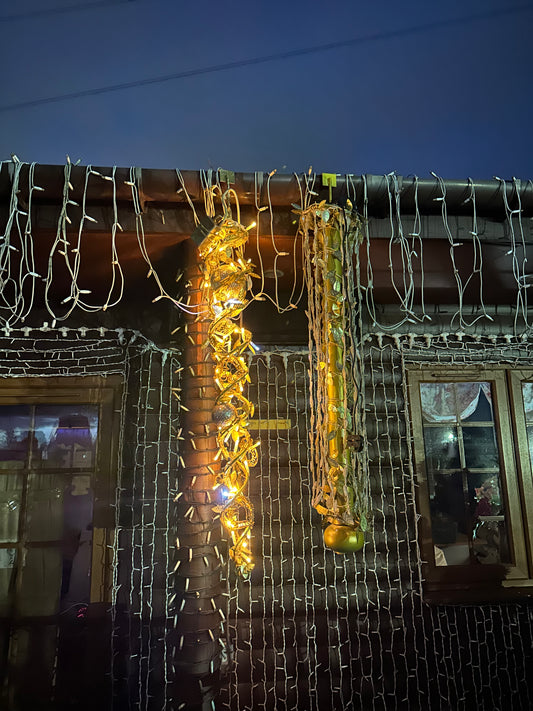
[0,0,531,179]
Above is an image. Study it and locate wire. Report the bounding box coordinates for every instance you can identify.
[0,3,531,112]
[0,0,135,23]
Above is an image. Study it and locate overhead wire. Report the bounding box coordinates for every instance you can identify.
[0,4,531,112]
[0,0,136,23]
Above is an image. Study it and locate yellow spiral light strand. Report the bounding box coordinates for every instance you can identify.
[199,215,258,577]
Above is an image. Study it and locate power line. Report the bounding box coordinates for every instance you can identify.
[1,3,531,112]
[0,0,135,23]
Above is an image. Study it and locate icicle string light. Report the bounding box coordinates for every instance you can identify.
[1,158,532,333]
[198,213,258,577]
[247,169,308,314]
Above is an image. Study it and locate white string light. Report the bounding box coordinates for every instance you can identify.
[0,327,176,708]
[1,160,532,335]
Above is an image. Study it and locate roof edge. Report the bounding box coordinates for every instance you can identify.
[1,162,532,218]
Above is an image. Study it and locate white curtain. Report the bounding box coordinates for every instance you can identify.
[420,382,492,423]
[522,382,533,416]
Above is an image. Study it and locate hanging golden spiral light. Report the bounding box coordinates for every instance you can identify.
[199,215,258,577]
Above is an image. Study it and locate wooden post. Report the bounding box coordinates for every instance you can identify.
[172,240,223,711]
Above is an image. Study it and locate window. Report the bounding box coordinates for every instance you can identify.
[407,367,533,603]
[0,376,121,707]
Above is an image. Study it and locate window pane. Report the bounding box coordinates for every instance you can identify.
[25,473,94,614]
[0,475,23,542]
[26,474,64,542]
[430,469,512,566]
[421,381,511,567]
[26,474,94,544]
[61,475,93,608]
[469,474,511,565]
[18,539,93,616]
[0,406,32,469]
[420,383,458,422]
[463,386,493,422]
[420,382,489,422]
[521,385,533,468]
[18,547,62,616]
[0,548,16,615]
[35,405,98,469]
[527,425,533,469]
[522,382,533,423]
[0,379,115,709]
[423,426,460,470]
[463,427,499,469]
[430,470,470,565]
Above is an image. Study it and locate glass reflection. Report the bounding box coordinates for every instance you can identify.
[0,406,32,469]
[0,474,22,542]
[522,384,533,470]
[527,425,533,470]
[430,470,470,565]
[19,474,93,615]
[26,475,64,542]
[463,427,499,468]
[522,382,533,418]
[423,427,460,470]
[471,475,510,564]
[421,381,510,567]
[18,548,63,617]
[0,404,96,629]
[60,475,93,608]
[35,406,98,469]
[0,548,16,615]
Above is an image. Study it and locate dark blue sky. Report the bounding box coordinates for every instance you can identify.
[0,0,531,179]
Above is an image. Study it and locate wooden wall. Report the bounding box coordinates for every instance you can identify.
[218,348,533,711]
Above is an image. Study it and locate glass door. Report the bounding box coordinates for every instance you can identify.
[0,378,119,710]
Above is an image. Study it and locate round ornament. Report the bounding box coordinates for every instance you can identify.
[323,523,364,553]
[212,402,237,428]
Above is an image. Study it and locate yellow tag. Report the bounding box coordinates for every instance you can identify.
[219,169,235,185]
[322,173,337,201]
[322,173,337,187]
[249,418,291,430]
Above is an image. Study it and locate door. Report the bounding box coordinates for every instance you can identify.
[0,376,121,710]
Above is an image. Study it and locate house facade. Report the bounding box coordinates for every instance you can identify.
[0,161,531,710]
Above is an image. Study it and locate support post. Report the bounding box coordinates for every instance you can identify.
[171,240,223,711]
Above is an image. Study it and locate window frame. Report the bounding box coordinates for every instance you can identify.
[0,375,122,612]
[507,369,533,576]
[407,366,533,603]
[0,375,122,707]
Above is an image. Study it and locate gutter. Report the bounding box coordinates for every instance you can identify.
[1,162,532,219]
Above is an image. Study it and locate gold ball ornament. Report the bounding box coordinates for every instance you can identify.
[323,523,364,553]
